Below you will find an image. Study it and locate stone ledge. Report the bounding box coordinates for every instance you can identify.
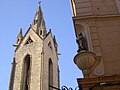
[77,75,120,85]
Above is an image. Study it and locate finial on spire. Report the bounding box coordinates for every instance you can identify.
[14,28,23,46]
[19,28,22,35]
[38,1,41,4]
[17,28,23,38]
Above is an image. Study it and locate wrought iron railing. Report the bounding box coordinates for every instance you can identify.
[49,85,79,90]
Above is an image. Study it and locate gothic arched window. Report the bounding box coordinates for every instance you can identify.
[22,54,31,90]
[48,59,53,90]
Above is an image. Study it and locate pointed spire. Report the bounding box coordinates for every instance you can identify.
[31,3,47,38]
[53,35,58,52]
[16,28,23,45]
[18,28,23,37]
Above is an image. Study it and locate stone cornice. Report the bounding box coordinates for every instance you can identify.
[73,14,120,20]
[77,75,120,85]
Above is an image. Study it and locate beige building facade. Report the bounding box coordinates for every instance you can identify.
[71,0,120,90]
[9,4,59,90]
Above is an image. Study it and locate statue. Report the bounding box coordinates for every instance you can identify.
[76,33,88,52]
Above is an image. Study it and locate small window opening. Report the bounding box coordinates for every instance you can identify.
[25,37,33,45]
[48,42,52,50]
[17,39,20,44]
[40,30,42,35]
[34,20,35,25]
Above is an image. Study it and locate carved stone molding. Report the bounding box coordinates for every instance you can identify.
[77,75,120,89]
[94,56,105,76]
[77,75,120,84]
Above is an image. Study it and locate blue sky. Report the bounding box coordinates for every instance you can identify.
[0,0,83,89]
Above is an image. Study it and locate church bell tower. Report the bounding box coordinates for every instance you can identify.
[9,4,59,90]
[71,0,120,90]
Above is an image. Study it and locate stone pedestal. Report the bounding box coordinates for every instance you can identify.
[74,51,96,77]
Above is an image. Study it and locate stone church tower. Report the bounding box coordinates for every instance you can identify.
[71,0,120,90]
[9,4,59,90]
